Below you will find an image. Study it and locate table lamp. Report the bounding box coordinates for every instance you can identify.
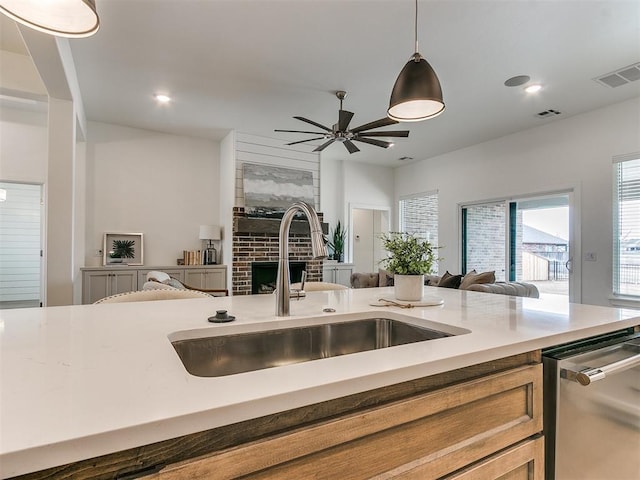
[199,225,221,265]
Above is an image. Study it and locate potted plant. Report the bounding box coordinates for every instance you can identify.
[380,232,439,301]
[327,221,346,262]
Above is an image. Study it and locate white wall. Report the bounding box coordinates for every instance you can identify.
[220,130,236,289]
[394,98,640,307]
[0,107,47,183]
[342,161,395,262]
[84,122,220,267]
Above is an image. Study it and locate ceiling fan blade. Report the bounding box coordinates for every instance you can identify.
[357,130,410,138]
[286,137,327,146]
[338,110,354,132]
[313,138,337,152]
[343,140,360,154]
[294,116,332,132]
[275,129,327,135]
[352,137,393,149]
[350,117,398,133]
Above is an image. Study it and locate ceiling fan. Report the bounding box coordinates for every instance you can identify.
[275,91,410,154]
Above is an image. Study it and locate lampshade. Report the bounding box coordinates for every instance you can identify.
[387,0,445,122]
[388,53,445,122]
[199,225,221,241]
[0,0,100,38]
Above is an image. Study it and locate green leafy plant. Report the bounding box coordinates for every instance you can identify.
[110,239,135,259]
[327,221,346,261]
[380,232,439,275]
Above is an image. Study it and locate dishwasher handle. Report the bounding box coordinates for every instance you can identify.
[562,350,640,386]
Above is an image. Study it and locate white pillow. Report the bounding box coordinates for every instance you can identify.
[146,270,171,283]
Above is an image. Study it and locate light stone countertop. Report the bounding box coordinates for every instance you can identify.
[1,286,639,478]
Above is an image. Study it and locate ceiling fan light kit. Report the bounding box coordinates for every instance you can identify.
[0,0,99,38]
[275,90,409,154]
[387,0,445,122]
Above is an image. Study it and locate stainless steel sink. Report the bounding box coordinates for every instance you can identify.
[170,316,460,377]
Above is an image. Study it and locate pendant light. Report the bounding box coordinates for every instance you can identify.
[0,0,99,38]
[388,0,444,122]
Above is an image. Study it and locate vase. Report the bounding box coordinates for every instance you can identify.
[394,274,424,301]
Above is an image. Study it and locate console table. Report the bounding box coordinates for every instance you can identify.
[81,265,227,304]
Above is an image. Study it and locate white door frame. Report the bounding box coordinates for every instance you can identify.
[347,203,391,267]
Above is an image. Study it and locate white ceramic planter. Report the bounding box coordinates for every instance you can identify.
[394,274,424,301]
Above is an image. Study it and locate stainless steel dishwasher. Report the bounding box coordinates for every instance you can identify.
[543,329,640,480]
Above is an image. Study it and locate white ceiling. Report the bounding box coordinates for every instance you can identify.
[4,0,640,166]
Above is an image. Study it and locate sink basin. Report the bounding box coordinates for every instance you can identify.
[170,314,461,377]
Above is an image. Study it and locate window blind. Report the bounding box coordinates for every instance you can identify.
[613,156,640,296]
[399,192,438,245]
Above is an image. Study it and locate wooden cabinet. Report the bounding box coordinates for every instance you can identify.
[149,362,543,479]
[443,437,544,480]
[323,262,354,286]
[81,265,227,304]
[184,267,226,289]
[82,269,137,305]
[17,352,543,479]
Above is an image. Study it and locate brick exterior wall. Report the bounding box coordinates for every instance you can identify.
[232,207,323,295]
[465,204,525,281]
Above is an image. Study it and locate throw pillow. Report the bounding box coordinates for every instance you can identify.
[438,271,463,289]
[459,270,496,290]
[378,269,395,287]
[425,274,441,286]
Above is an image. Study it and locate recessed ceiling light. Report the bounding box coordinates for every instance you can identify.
[154,94,171,103]
[525,84,542,94]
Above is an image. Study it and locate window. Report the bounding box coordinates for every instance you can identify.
[613,155,640,297]
[399,191,438,245]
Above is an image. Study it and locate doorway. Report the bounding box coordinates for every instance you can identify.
[0,182,43,309]
[350,206,390,274]
[462,192,576,301]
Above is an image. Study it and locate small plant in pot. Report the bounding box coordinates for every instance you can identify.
[327,221,346,262]
[380,232,439,301]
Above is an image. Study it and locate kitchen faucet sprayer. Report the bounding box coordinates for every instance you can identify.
[276,202,328,316]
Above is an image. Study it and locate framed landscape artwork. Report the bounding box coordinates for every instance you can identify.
[242,163,315,218]
[103,233,144,266]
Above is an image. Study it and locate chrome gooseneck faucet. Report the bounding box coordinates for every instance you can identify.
[276,202,328,316]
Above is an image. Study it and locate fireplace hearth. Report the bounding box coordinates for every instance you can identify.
[251,262,306,294]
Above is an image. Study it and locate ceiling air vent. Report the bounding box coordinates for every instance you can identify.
[594,62,640,88]
[536,109,562,118]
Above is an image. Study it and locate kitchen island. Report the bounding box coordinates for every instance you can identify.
[1,286,638,479]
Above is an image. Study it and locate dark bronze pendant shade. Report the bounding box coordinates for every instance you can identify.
[388,52,445,122]
[0,0,99,38]
[388,0,445,122]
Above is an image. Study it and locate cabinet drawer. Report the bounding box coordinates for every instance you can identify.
[150,364,542,480]
[442,436,544,480]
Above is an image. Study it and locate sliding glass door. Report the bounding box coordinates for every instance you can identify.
[462,193,574,300]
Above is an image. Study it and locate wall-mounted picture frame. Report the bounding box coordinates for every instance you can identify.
[103,233,144,266]
[242,163,315,218]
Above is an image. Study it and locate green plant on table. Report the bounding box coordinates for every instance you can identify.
[379,232,439,275]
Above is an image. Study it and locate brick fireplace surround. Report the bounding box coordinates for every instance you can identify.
[232,207,326,296]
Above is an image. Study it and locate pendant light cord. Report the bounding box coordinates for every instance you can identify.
[414,0,419,54]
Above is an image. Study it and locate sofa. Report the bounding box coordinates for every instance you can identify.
[350,269,539,298]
